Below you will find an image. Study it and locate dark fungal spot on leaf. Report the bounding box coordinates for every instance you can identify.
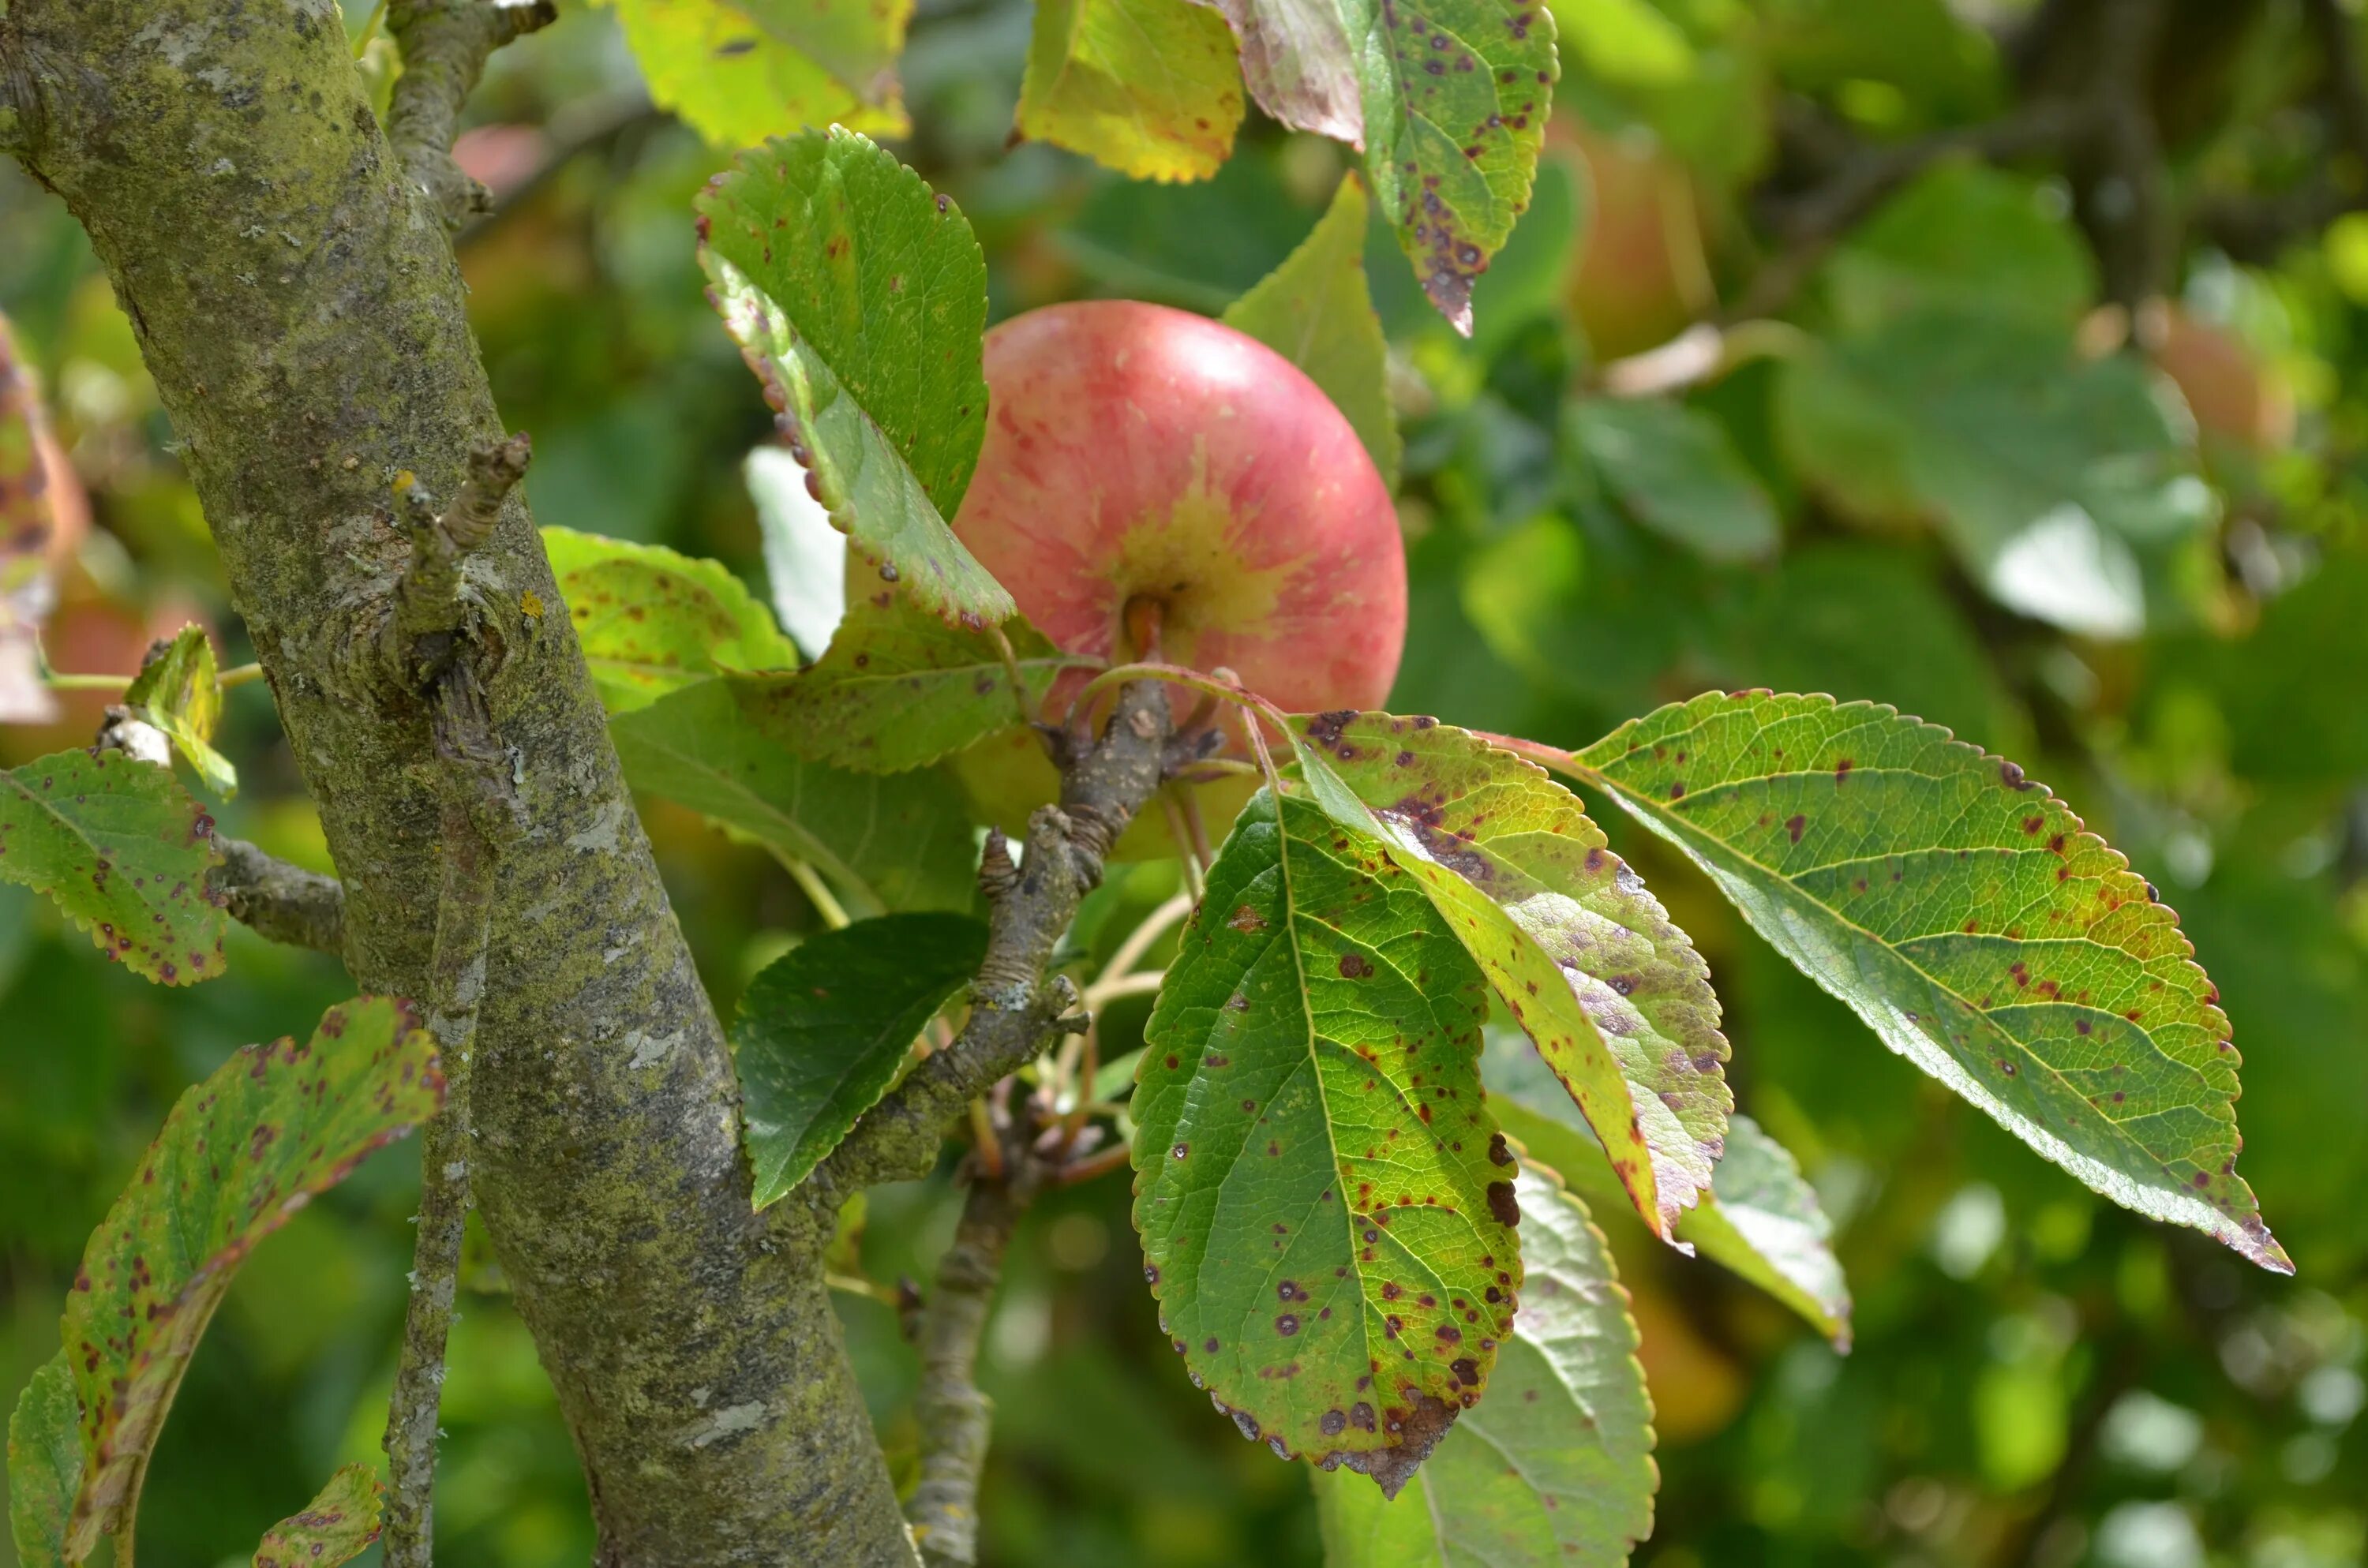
[1339,952,1374,979]
[1486,1181,1519,1227]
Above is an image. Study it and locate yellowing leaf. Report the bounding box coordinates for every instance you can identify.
[7,1354,77,1568]
[605,0,910,148]
[541,528,800,714]
[122,623,237,799]
[1018,0,1246,181]
[251,1465,384,1568]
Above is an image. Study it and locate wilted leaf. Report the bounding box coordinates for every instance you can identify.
[7,1354,77,1568]
[1288,712,1729,1239]
[734,911,988,1206]
[0,748,226,986]
[698,129,1012,627]
[542,528,800,714]
[1779,306,2207,638]
[1133,788,1517,1497]
[62,998,444,1556]
[251,1465,384,1568]
[1017,0,1246,181]
[1313,1163,1655,1567]
[1486,1031,1851,1345]
[1223,174,1400,488]
[611,678,979,915]
[1209,0,1559,332]
[1517,690,2291,1272]
[1568,397,1779,563]
[603,0,909,148]
[731,594,1074,773]
[121,624,236,798]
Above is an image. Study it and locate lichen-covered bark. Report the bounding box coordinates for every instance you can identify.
[0,3,915,1560]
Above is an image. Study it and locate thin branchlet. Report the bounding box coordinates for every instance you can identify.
[208,836,347,956]
[386,0,557,232]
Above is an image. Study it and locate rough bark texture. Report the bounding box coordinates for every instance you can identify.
[210,836,347,955]
[0,3,914,1561]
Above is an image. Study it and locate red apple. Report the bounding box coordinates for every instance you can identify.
[946,300,1407,855]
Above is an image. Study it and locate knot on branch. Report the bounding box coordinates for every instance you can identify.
[380,432,530,688]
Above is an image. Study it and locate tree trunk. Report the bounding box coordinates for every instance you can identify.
[0,3,915,1560]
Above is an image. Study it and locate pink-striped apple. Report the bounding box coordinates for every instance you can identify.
[948,299,1407,855]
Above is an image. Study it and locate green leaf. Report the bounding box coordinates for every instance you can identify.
[1484,1031,1852,1346]
[122,623,237,798]
[1313,1163,1655,1568]
[730,593,1074,773]
[542,527,800,715]
[1287,711,1730,1240]
[734,911,989,1206]
[1568,397,1779,563]
[1821,161,2094,332]
[601,0,910,149]
[610,678,980,915]
[1222,174,1401,489]
[62,997,444,1557]
[1525,690,2291,1273]
[1778,307,2208,638]
[1208,0,1560,333]
[1017,0,1246,181]
[1133,788,1517,1497]
[7,1354,77,1568]
[0,748,227,986]
[697,129,1013,628]
[251,1465,384,1568]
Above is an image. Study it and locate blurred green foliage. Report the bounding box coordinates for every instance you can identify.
[4,0,2366,1563]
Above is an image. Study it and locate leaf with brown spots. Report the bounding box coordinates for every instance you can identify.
[729,590,1081,773]
[1485,1030,1852,1348]
[1207,0,1559,331]
[1017,0,1246,181]
[1288,713,1729,1241]
[61,997,443,1559]
[121,623,237,799]
[250,1465,384,1568]
[599,0,911,148]
[0,747,226,986]
[1223,172,1402,489]
[1509,690,2291,1273]
[1133,788,1517,1496]
[7,1353,77,1568]
[1313,1162,1656,1567]
[543,527,801,715]
[698,129,1014,628]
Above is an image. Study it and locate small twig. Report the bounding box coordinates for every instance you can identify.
[1051,1143,1131,1188]
[907,1140,1042,1568]
[208,836,347,956]
[966,1098,1004,1181]
[1160,793,1206,902]
[385,0,558,232]
[807,677,1175,1201]
[380,674,508,1568]
[387,433,532,665]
